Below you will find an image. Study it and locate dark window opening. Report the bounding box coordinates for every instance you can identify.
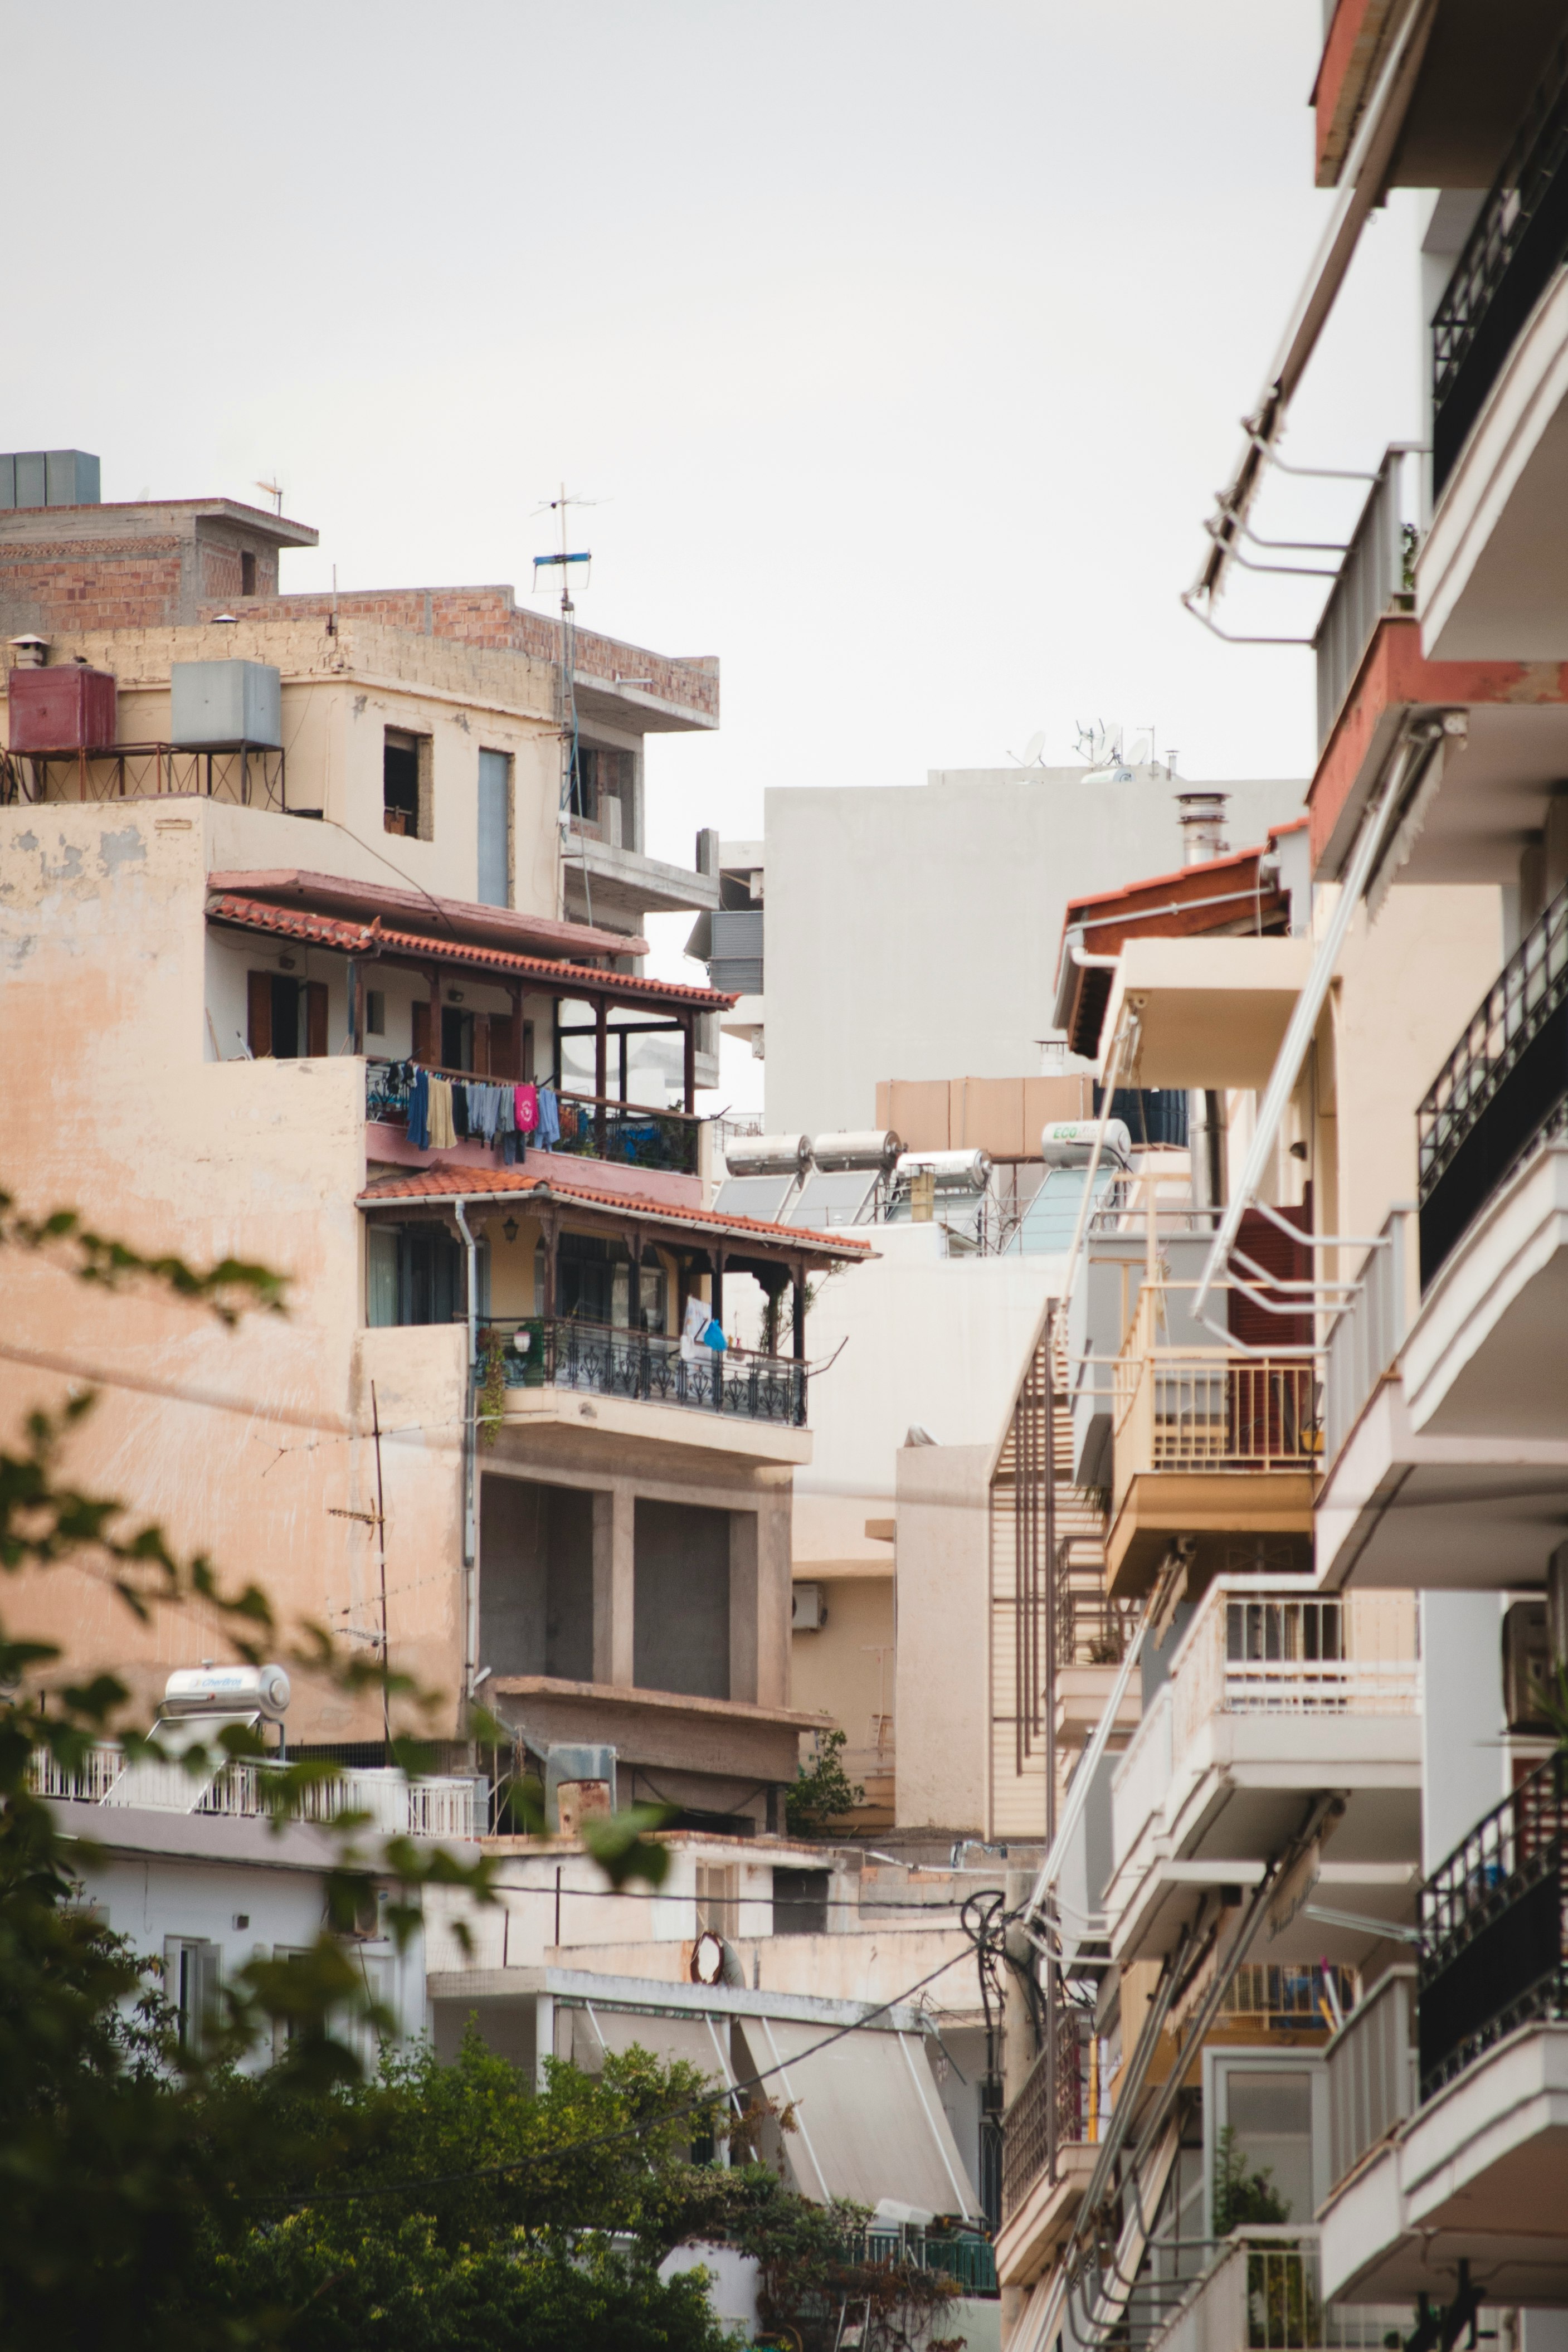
[240,551,256,597]
[557,1230,666,1330]
[479,1476,596,1682]
[366,989,386,1036]
[384,728,427,837]
[570,744,631,846]
[634,1498,729,1698]
[247,970,327,1058]
[368,1226,464,1328]
[441,1006,474,1072]
[773,1868,830,1935]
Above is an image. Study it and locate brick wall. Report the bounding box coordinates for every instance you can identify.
[0,538,188,635]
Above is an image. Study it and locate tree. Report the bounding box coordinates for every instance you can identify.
[786,1727,865,1836]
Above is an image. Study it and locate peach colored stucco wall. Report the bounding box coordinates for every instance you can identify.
[0,799,468,1738]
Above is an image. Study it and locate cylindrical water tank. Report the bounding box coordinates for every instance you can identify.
[1040,1119,1133,1167]
[162,1662,292,1721]
[895,1147,992,1192]
[724,1132,811,1177]
[810,1129,902,1171]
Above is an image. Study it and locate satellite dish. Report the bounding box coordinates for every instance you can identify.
[1126,733,1151,768]
[1023,729,1046,765]
[690,1930,725,1986]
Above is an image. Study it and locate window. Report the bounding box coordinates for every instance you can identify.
[164,1936,221,2056]
[384,728,432,839]
[634,1499,730,1699]
[773,1868,830,1935]
[476,748,510,907]
[1205,2054,1324,2234]
[479,1476,597,1681]
[366,989,386,1037]
[696,1863,740,1942]
[365,1226,465,1327]
[240,551,256,597]
[570,744,632,847]
[557,1232,666,1330]
[247,971,327,1058]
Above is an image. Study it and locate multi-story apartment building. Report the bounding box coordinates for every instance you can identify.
[992,9,1568,2351]
[0,459,868,1838]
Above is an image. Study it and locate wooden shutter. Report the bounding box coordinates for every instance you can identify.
[246,971,272,1058]
[487,1015,513,1076]
[411,1000,431,1064]
[305,981,328,1059]
[1228,1201,1312,1349]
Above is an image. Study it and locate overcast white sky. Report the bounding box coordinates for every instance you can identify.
[4,1,1428,1080]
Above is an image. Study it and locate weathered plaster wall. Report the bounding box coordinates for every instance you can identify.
[0,801,467,1736]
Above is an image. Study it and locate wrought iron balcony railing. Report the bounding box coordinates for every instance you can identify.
[365,1059,702,1176]
[1416,880,1568,1287]
[1000,2012,1104,2219]
[1432,27,1568,493]
[486,1314,807,1428]
[1417,1751,1568,2100]
[1147,2228,1415,2352]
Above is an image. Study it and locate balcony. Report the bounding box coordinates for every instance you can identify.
[489,1314,807,1429]
[1418,1752,1568,2099]
[1317,1767,1568,2305]
[996,2017,1104,2285]
[366,1059,703,1178]
[1107,1283,1320,1595]
[1417,882,1568,1287]
[32,1746,481,1837]
[1149,2228,1411,2352]
[1313,445,1423,751]
[1107,1582,1420,1963]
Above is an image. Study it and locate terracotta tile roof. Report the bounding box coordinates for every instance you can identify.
[206,893,734,1012]
[356,1163,874,1259]
[206,868,647,962]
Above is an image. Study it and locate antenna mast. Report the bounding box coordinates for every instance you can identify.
[533,490,595,934]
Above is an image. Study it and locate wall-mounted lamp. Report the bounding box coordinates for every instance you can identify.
[502,1217,519,1244]
[279,955,297,972]
[447,987,464,1004]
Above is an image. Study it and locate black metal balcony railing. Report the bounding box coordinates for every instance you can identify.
[1417,1752,1568,2100]
[1432,29,1568,493]
[486,1315,807,1428]
[1001,2014,1097,2219]
[1416,883,1568,1286]
[365,1060,701,1176]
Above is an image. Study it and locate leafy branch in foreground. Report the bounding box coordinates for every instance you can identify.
[1,1187,288,1327]
[786,1725,865,1837]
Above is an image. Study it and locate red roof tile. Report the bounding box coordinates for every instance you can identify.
[206,894,734,1012]
[356,1163,874,1258]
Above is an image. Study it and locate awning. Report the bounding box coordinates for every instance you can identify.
[734,2016,980,2219]
[564,2002,733,2084]
[1189,0,1437,613]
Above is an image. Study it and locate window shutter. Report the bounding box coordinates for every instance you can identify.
[246,971,272,1058]
[488,1015,513,1075]
[411,1000,431,1064]
[305,980,328,1058]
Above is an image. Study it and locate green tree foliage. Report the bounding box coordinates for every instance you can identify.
[786,1727,865,1837]
[1212,2124,1291,2233]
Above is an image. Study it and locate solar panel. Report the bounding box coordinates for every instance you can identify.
[788,1168,880,1229]
[1011,1166,1119,1254]
[710,1172,801,1224]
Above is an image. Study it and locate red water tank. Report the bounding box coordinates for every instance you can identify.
[7,664,117,752]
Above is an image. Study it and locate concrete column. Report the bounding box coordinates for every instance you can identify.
[729,1509,759,1704]
[599,1484,635,1688]
[753,1493,793,1707]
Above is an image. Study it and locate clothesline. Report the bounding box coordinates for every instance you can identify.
[400,1068,557,1160]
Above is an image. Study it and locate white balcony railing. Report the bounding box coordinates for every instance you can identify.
[1150,2228,1413,2352]
[1112,1587,1419,1873]
[32,1749,481,1839]
[1321,1206,1416,1470]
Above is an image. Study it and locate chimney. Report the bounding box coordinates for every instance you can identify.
[1177,790,1229,865]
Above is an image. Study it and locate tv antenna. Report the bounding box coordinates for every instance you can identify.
[255,478,284,517]
[532,486,598,927]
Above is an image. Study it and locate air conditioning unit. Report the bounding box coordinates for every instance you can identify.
[792,1582,827,1632]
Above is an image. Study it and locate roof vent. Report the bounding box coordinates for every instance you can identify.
[1177,790,1229,865]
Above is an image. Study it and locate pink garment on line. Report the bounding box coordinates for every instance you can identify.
[515,1083,539,1134]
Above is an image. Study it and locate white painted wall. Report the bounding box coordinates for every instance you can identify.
[1419,1590,1508,1875]
[762,765,1307,1134]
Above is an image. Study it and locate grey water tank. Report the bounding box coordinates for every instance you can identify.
[171,659,282,748]
[0,449,101,509]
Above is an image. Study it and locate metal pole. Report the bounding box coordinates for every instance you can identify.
[1044,1306,1057,1849]
[371,1379,390,1749]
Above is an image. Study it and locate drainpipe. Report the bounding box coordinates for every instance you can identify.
[453,1201,479,1697]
